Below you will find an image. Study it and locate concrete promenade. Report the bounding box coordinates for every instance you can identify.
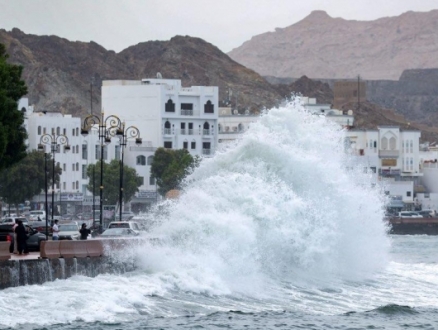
[0,239,139,290]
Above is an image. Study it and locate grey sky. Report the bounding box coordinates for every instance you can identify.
[0,0,437,53]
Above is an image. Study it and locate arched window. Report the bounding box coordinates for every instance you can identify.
[38,126,41,135]
[389,137,396,150]
[165,99,175,112]
[137,155,146,166]
[381,137,388,150]
[147,156,154,165]
[204,100,214,113]
[164,121,171,134]
[203,122,209,129]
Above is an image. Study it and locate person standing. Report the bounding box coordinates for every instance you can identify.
[14,220,28,255]
[52,219,60,241]
[12,219,19,254]
[79,223,91,240]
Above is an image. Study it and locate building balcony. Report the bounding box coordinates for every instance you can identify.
[378,150,399,158]
[181,110,193,116]
[202,148,212,156]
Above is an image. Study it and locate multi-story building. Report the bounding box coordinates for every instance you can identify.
[344,126,422,209]
[22,98,87,214]
[101,78,219,211]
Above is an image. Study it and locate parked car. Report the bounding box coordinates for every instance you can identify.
[29,210,46,221]
[58,222,80,240]
[99,228,139,238]
[107,221,141,234]
[1,217,28,225]
[28,220,52,236]
[0,223,47,252]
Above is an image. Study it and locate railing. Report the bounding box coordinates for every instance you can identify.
[181,110,193,116]
[163,128,172,135]
[202,149,212,155]
[203,129,211,135]
[180,129,186,135]
[188,129,194,135]
[379,150,399,158]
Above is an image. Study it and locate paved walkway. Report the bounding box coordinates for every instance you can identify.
[10,252,40,260]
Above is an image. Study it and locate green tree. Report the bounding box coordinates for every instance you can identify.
[86,159,142,207]
[0,151,61,210]
[150,148,199,196]
[0,43,28,170]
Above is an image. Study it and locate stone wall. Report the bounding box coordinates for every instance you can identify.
[0,257,136,289]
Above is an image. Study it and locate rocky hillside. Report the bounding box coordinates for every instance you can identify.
[0,28,282,117]
[228,10,438,80]
[274,75,333,104]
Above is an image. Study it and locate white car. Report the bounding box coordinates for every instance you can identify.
[107,221,141,234]
[58,223,80,240]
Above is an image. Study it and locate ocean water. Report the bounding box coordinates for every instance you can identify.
[1,100,438,329]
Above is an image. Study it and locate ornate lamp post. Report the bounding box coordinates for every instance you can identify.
[117,122,142,221]
[38,133,71,238]
[81,112,122,231]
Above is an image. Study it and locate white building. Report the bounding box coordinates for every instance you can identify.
[218,107,259,144]
[22,99,87,214]
[102,78,219,211]
[345,126,422,208]
[301,97,354,127]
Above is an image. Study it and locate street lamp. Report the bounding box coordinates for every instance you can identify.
[38,133,70,238]
[116,122,142,221]
[81,112,122,231]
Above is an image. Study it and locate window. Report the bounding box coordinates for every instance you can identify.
[63,182,66,190]
[63,128,66,135]
[183,141,188,149]
[136,155,146,165]
[43,127,46,134]
[407,191,411,197]
[72,182,75,190]
[95,145,101,159]
[72,128,75,136]
[188,122,194,135]
[115,145,120,161]
[191,141,196,149]
[72,164,75,171]
[138,177,144,185]
[164,121,171,134]
[38,126,41,135]
[181,122,186,135]
[56,127,60,135]
[165,99,175,112]
[76,163,79,171]
[82,165,87,179]
[181,103,193,116]
[63,164,66,171]
[149,176,156,185]
[164,141,172,149]
[82,144,88,159]
[76,128,79,136]
[204,100,214,113]
[147,156,154,165]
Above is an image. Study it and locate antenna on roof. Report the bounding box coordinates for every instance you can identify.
[157,72,162,79]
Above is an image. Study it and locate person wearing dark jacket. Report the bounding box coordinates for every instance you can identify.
[14,220,28,255]
[79,223,91,240]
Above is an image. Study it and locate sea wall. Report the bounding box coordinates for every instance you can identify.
[0,257,136,290]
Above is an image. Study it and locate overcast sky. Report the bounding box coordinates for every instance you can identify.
[0,0,437,53]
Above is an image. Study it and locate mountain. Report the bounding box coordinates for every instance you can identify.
[228,10,438,80]
[0,28,282,117]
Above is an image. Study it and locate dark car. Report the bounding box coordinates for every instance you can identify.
[0,224,47,252]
